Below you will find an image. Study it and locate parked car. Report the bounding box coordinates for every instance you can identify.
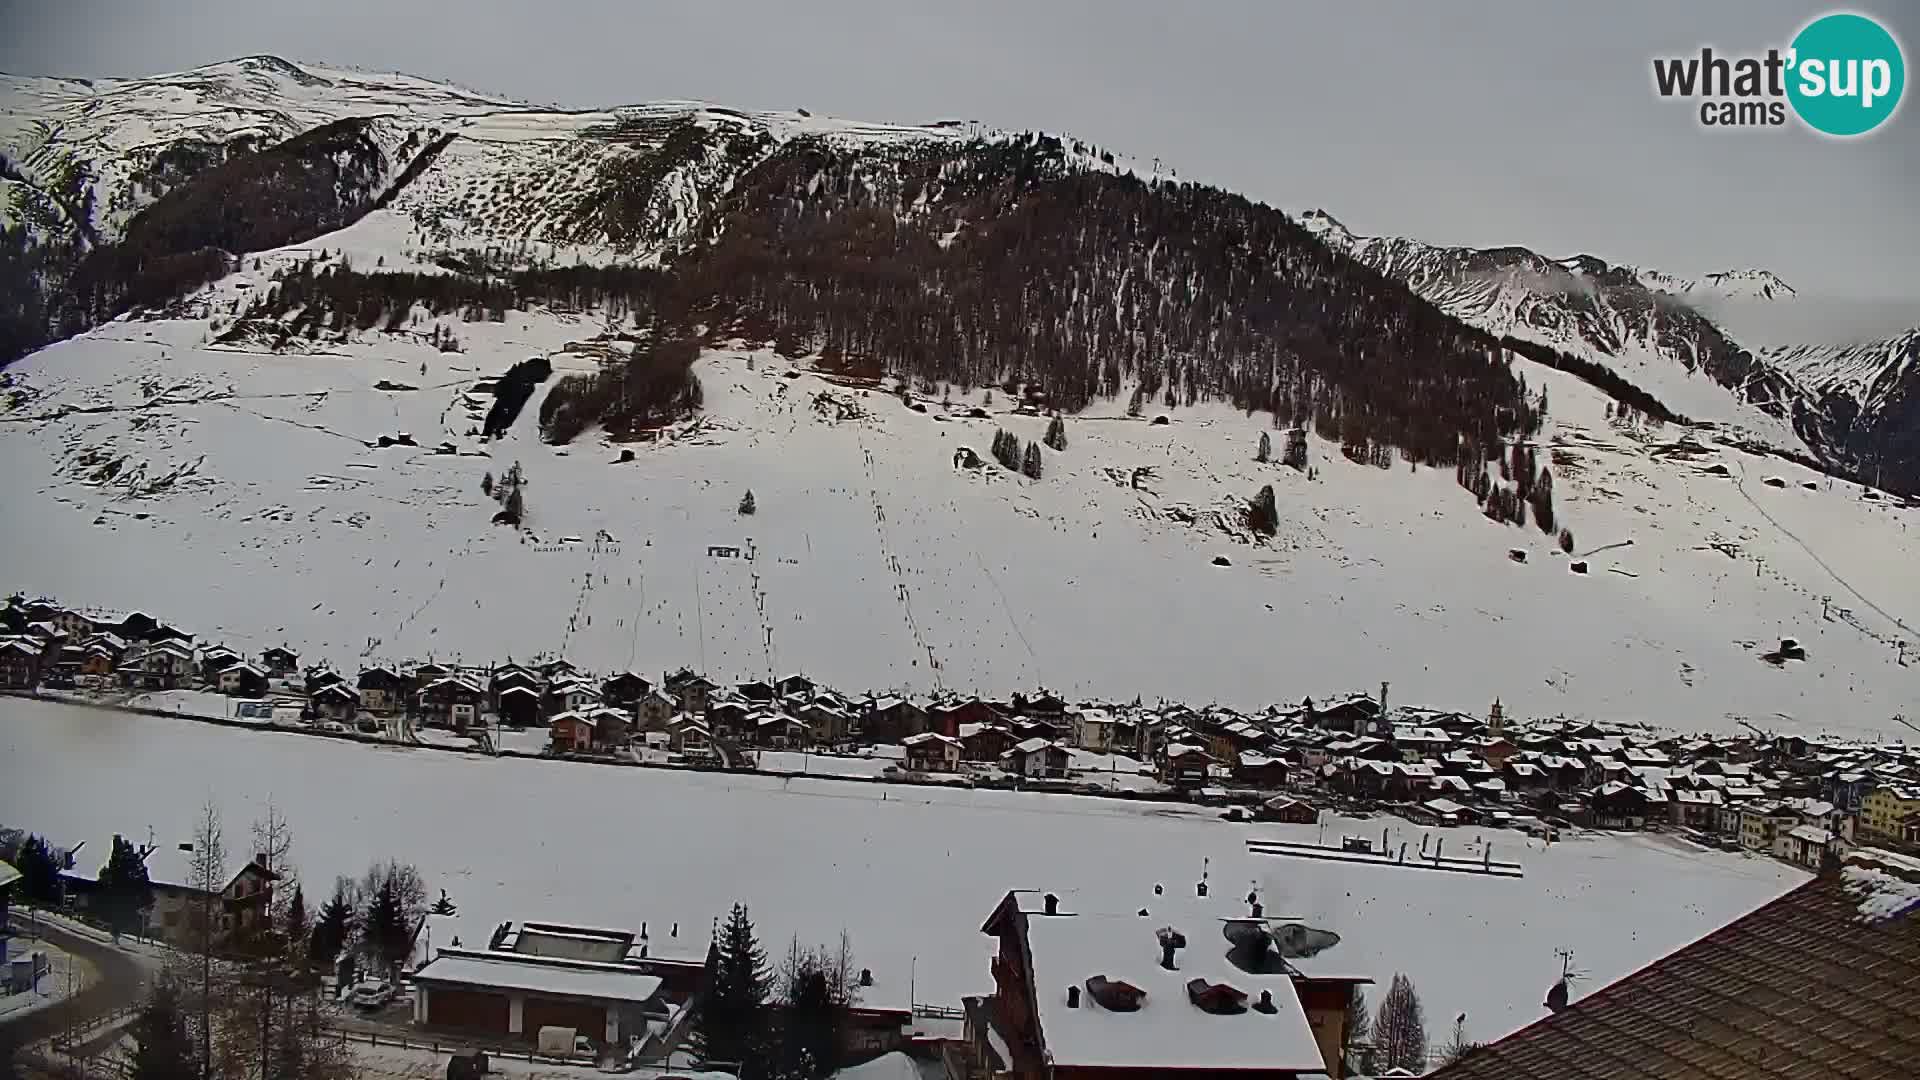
[348,980,394,1009]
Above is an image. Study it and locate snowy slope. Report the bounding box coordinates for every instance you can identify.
[0,697,1808,1045]
[2,239,1916,738]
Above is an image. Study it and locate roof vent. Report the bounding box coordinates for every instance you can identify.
[1187,978,1249,1015]
[1086,976,1146,1012]
[1066,985,1081,1009]
[860,968,874,988]
[1254,989,1277,1014]
[1043,893,1059,915]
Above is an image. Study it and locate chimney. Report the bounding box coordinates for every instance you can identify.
[1066,985,1081,1008]
[859,968,874,987]
[1157,927,1186,970]
[1250,900,1263,918]
[1254,990,1277,1014]
[1043,893,1059,915]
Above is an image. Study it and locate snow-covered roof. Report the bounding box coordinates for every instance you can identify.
[1785,824,1835,845]
[1424,798,1467,816]
[0,859,20,890]
[413,951,663,1003]
[1018,912,1324,1072]
[903,732,960,747]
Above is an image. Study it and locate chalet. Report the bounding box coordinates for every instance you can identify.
[736,680,776,703]
[601,672,652,711]
[62,836,278,947]
[539,659,579,681]
[1068,707,1121,753]
[968,889,1364,1080]
[932,698,1004,738]
[0,638,43,688]
[1775,824,1842,870]
[664,669,717,714]
[960,723,1017,763]
[1257,795,1321,824]
[121,639,196,691]
[1160,743,1214,788]
[706,700,752,738]
[489,666,543,708]
[311,682,360,722]
[260,647,299,676]
[669,717,715,760]
[1670,788,1724,830]
[774,673,815,699]
[864,697,928,743]
[217,662,270,698]
[798,702,851,745]
[411,663,451,695]
[80,641,121,677]
[496,685,542,727]
[1022,692,1067,724]
[1586,782,1655,830]
[1235,751,1290,788]
[411,922,674,1047]
[1003,738,1072,779]
[418,677,486,730]
[544,677,601,719]
[198,644,242,682]
[550,711,597,754]
[751,712,807,748]
[1014,717,1064,745]
[47,607,95,639]
[356,666,408,715]
[903,732,963,773]
[635,688,675,731]
[1310,694,1382,734]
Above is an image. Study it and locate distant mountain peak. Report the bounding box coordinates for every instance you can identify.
[1297,208,1353,246]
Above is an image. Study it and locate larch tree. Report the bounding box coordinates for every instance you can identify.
[1372,972,1428,1075]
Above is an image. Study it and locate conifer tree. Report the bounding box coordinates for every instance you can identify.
[130,984,197,1080]
[1022,442,1043,479]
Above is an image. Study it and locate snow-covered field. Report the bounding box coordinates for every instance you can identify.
[0,698,1805,1043]
[2,277,1915,737]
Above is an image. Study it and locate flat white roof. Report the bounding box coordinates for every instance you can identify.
[414,953,663,1004]
[1020,912,1324,1071]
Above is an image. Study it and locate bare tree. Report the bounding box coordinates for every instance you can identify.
[1373,972,1428,1075]
[186,800,227,1079]
[1343,986,1371,1072]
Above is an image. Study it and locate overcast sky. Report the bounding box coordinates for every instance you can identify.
[6,0,1917,314]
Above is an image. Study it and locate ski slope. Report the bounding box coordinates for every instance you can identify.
[2,248,1916,737]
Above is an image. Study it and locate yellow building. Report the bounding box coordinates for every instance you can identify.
[1861,785,1920,840]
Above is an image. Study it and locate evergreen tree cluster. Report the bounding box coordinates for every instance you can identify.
[1044,415,1067,451]
[991,428,1022,471]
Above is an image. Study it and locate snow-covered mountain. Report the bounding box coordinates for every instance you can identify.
[1297,208,1920,495]
[2,57,1917,738]
[1297,209,1806,443]
[1761,329,1920,484]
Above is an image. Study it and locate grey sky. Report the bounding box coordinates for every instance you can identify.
[6,0,1917,310]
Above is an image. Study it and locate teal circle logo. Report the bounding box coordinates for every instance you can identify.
[1787,12,1905,136]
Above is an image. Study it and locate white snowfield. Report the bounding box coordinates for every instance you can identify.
[0,697,1806,1045]
[1,254,1915,736]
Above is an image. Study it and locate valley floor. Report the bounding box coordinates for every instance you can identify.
[0,696,1805,1046]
